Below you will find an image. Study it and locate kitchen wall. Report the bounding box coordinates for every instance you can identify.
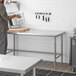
[20,0,76,32]
[8,0,76,63]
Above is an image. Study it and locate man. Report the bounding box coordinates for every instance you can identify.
[0,0,21,54]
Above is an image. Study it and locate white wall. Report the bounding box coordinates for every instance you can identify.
[8,0,76,63]
[20,0,76,32]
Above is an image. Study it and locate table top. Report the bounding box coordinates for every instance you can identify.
[8,29,65,37]
[0,55,42,74]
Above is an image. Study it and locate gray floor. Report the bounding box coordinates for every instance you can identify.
[36,61,76,74]
[0,69,76,76]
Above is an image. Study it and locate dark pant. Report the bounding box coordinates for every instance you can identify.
[0,32,7,54]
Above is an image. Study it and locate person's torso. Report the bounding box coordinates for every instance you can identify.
[0,3,8,32]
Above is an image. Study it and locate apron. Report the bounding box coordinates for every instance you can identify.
[0,32,7,54]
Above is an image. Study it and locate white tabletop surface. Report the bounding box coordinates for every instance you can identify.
[0,55,41,74]
[8,29,65,37]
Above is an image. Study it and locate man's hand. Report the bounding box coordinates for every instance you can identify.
[15,14,21,18]
[8,14,21,20]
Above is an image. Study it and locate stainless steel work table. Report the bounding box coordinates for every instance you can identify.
[8,29,66,69]
[0,55,42,76]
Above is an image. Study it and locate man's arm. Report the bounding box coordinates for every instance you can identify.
[0,4,8,22]
[0,4,21,21]
[8,14,21,20]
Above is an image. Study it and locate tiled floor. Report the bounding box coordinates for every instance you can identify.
[36,61,76,74]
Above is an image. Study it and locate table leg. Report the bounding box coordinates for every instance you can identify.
[54,37,56,70]
[61,34,63,63]
[33,67,36,76]
[13,34,15,55]
[21,74,24,76]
